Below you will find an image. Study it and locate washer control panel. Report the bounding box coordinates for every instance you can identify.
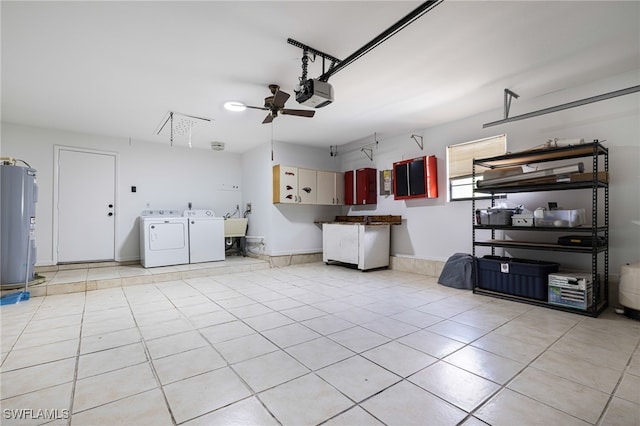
[183,209,217,218]
[140,209,182,217]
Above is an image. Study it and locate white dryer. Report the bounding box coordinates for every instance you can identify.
[139,210,189,268]
[183,209,225,263]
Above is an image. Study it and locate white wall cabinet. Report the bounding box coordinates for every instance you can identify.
[274,165,343,205]
[322,223,390,270]
[273,165,317,204]
[317,171,345,206]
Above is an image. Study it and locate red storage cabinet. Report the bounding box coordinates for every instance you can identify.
[344,168,377,205]
[393,155,438,200]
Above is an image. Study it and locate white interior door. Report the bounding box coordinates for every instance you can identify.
[57,148,116,263]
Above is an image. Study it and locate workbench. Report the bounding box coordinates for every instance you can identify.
[319,216,401,271]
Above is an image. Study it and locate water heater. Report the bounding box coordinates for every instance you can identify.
[1,161,38,287]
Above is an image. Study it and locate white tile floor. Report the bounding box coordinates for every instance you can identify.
[1,262,639,425]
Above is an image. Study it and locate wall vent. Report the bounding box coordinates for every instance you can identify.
[210,141,225,151]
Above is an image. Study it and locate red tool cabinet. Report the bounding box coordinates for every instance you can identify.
[344,168,377,205]
[393,155,438,200]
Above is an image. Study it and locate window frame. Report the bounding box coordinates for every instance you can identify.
[446,134,507,202]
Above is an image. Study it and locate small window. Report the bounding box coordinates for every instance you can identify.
[447,134,506,201]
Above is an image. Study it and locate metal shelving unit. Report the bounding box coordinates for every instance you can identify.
[471,141,609,317]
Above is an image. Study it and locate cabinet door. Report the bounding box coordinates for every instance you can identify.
[274,165,298,203]
[323,224,359,264]
[394,163,409,198]
[316,171,334,205]
[409,160,426,196]
[334,172,344,205]
[359,225,390,270]
[355,168,377,204]
[298,168,317,204]
[344,170,354,205]
[317,171,345,205]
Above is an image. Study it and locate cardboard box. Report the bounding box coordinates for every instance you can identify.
[548,273,593,310]
[512,213,534,227]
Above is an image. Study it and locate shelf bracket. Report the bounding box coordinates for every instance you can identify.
[361,147,374,161]
[484,84,640,128]
[503,88,520,119]
[410,134,424,150]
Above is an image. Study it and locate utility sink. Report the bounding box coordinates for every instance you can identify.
[224,218,248,237]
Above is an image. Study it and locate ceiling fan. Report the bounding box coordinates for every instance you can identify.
[246,84,315,124]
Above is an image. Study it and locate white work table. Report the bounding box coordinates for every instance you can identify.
[319,216,401,271]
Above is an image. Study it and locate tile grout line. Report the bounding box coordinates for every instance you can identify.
[0,297,44,371]
[65,289,88,426]
[121,285,179,426]
[463,312,607,425]
[5,264,639,425]
[169,277,284,425]
[394,303,577,425]
[594,335,640,425]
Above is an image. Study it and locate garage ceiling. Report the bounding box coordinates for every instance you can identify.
[2,1,639,153]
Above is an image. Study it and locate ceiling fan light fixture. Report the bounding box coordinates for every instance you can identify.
[224,101,246,112]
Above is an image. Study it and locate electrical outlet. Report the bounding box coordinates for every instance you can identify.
[217,183,241,191]
[246,203,252,213]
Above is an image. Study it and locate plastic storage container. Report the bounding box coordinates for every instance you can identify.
[476,208,520,225]
[476,256,560,301]
[534,209,585,227]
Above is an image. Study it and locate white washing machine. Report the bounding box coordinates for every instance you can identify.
[183,209,225,263]
[139,210,189,268]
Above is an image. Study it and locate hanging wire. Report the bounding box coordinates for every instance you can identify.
[170,112,174,146]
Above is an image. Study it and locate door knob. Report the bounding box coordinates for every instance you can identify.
[108,204,114,208]
[108,212,113,216]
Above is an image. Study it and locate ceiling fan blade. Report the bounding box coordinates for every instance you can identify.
[281,109,315,118]
[245,105,269,111]
[272,90,290,108]
[262,113,274,124]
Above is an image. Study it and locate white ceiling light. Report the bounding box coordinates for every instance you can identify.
[224,101,246,112]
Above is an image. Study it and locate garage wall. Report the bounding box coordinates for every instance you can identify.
[339,70,640,275]
[2,71,637,272]
[241,141,344,257]
[1,124,243,265]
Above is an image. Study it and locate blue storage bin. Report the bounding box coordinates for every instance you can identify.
[476,256,559,301]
